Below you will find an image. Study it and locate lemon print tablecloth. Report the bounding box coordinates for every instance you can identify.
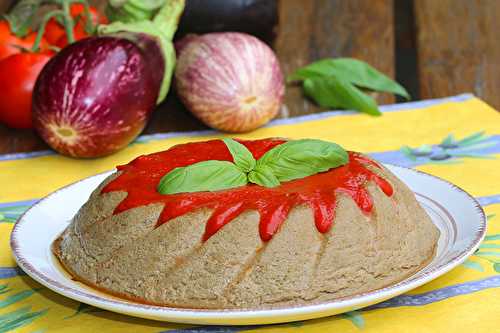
[1,93,499,332]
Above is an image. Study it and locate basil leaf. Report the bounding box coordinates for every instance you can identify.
[223,138,256,173]
[288,59,337,82]
[303,77,381,116]
[256,139,349,182]
[288,58,409,99]
[248,164,280,188]
[157,160,247,194]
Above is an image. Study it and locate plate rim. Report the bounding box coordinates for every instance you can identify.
[9,164,487,322]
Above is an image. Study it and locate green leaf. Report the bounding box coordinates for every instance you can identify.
[448,152,495,160]
[2,0,41,38]
[0,218,16,224]
[440,134,457,147]
[0,290,36,309]
[400,145,417,161]
[248,165,280,188]
[494,263,500,273]
[461,260,484,272]
[223,139,256,173]
[341,310,365,329]
[0,286,10,295]
[0,205,30,214]
[0,308,47,333]
[157,161,248,195]
[0,306,31,322]
[412,144,433,156]
[479,244,500,249]
[256,139,349,183]
[451,141,498,152]
[289,58,409,99]
[484,234,500,241]
[457,131,489,146]
[304,77,381,116]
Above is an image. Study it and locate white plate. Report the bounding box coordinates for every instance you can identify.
[10,165,486,325]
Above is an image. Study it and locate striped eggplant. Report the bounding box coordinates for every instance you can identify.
[174,32,284,133]
[32,0,184,158]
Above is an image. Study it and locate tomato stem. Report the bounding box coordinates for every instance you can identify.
[80,1,96,34]
[61,0,75,44]
[66,0,96,34]
[31,0,97,52]
[32,10,65,52]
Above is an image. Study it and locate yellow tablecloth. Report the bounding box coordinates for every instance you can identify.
[1,94,499,332]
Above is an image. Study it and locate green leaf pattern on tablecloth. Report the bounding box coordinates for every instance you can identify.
[461,260,485,272]
[0,285,47,332]
[462,214,500,273]
[400,131,497,165]
[340,311,365,329]
[0,205,31,224]
[64,303,102,319]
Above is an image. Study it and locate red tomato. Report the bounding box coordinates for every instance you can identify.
[44,19,66,45]
[0,21,48,61]
[0,52,52,129]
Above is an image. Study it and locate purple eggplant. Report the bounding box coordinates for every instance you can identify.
[177,0,277,43]
[32,0,184,158]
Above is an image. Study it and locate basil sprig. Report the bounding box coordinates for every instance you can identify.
[157,139,349,195]
[288,58,410,116]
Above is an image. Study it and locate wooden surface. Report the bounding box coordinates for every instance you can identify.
[275,0,394,118]
[0,0,498,154]
[414,0,500,109]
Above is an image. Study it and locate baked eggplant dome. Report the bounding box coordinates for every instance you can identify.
[53,138,439,308]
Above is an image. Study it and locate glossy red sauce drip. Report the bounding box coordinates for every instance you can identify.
[102,138,394,242]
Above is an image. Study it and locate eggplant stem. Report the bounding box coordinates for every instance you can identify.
[32,10,65,52]
[98,0,185,104]
[152,0,185,40]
